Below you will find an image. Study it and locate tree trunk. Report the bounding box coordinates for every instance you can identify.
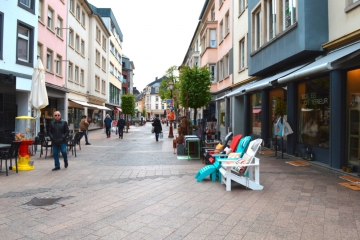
[193,108,197,128]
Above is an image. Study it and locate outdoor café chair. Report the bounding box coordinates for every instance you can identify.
[0,141,21,176]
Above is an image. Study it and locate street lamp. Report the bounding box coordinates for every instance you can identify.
[168,81,174,138]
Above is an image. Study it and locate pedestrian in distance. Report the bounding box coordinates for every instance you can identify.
[104,114,112,138]
[48,111,69,171]
[80,115,91,145]
[152,117,162,142]
[117,116,125,139]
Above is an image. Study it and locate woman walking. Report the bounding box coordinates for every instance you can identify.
[152,117,162,141]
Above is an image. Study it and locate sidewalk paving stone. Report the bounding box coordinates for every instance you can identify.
[1,123,360,239]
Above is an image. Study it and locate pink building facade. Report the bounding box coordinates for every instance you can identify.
[37,0,68,131]
[200,0,233,139]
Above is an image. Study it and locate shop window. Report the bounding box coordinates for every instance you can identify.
[347,69,360,166]
[219,100,226,139]
[298,76,330,148]
[269,88,287,139]
[251,92,262,136]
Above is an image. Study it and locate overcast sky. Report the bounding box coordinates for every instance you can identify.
[88,0,205,93]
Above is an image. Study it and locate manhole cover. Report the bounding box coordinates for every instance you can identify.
[25,197,62,206]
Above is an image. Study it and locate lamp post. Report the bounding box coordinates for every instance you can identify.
[168,81,174,138]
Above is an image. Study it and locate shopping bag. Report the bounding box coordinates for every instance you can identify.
[115,127,118,135]
[151,127,154,133]
[111,127,116,132]
[102,128,105,134]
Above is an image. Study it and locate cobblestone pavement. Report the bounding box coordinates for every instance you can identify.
[1,123,360,239]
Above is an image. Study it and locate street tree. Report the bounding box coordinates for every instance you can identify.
[121,94,135,132]
[159,66,180,119]
[178,65,212,125]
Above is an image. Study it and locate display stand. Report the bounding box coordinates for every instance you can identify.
[11,140,35,171]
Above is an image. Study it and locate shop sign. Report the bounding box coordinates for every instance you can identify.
[302,93,328,105]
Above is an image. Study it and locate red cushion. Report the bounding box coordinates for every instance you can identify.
[229,134,242,152]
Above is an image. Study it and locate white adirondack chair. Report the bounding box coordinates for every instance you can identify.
[217,138,263,191]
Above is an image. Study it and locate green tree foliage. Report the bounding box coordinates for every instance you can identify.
[142,109,146,118]
[178,65,212,124]
[121,94,135,132]
[159,66,180,118]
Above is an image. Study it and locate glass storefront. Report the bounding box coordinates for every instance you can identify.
[298,76,330,148]
[218,100,226,140]
[347,68,360,166]
[68,108,84,130]
[251,92,262,136]
[269,88,287,139]
[40,98,58,133]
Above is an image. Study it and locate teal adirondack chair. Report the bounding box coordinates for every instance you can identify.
[195,135,252,182]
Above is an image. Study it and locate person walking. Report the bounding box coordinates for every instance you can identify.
[48,111,69,171]
[80,115,91,145]
[104,114,112,138]
[152,117,162,142]
[117,116,125,139]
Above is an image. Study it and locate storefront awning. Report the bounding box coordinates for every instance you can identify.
[217,80,256,100]
[69,99,94,107]
[116,107,122,111]
[253,109,262,114]
[89,104,111,110]
[277,41,360,84]
[245,63,308,93]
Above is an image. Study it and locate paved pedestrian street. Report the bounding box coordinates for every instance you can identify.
[1,123,360,240]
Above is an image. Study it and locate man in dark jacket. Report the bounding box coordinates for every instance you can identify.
[117,116,125,139]
[103,114,112,138]
[48,111,69,171]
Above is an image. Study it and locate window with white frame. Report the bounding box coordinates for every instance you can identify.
[211,5,215,20]
[195,40,198,51]
[68,62,73,81]
[76,4,80,20]
[110,63,114,74]
[148,87,151,92]
[224,54,229,77]
[102,36,106,50]
[37,42,42,62]
[283,0,296,30]
[95,75,100,91]
[209,64,216,82]
[225,11,230,35]
[155,87,159,93]
[95,50,100,66]
[239,38,245,70]
[46,49,53,72]
[253,7,262,51]
[81,11,85,26]
[102,57,106,71]
[162,104,164,109]
[57,17,63,37]
[56,54,61,75]
[69,0,74,13]
[219,59,223,80]
[194,57,199,66]
[80,69,84,85]
[156,104,158,110]
[239,0,246,13]
[266,0,276,41]
[156,96,159,101]
[101,80,106,94]
[219,20,224,40]
[210,29,216,47]
[17,24,33,64]
[80,39,84,55]
[38,0,44,22]
[110,41,115,53]
[75,34,79,52]
[96,26,101,42]
[47,8,53,30]
[69,29,73,47]
[74,66,79,83]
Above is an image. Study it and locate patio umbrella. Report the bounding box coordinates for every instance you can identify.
[29,59,48,118]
